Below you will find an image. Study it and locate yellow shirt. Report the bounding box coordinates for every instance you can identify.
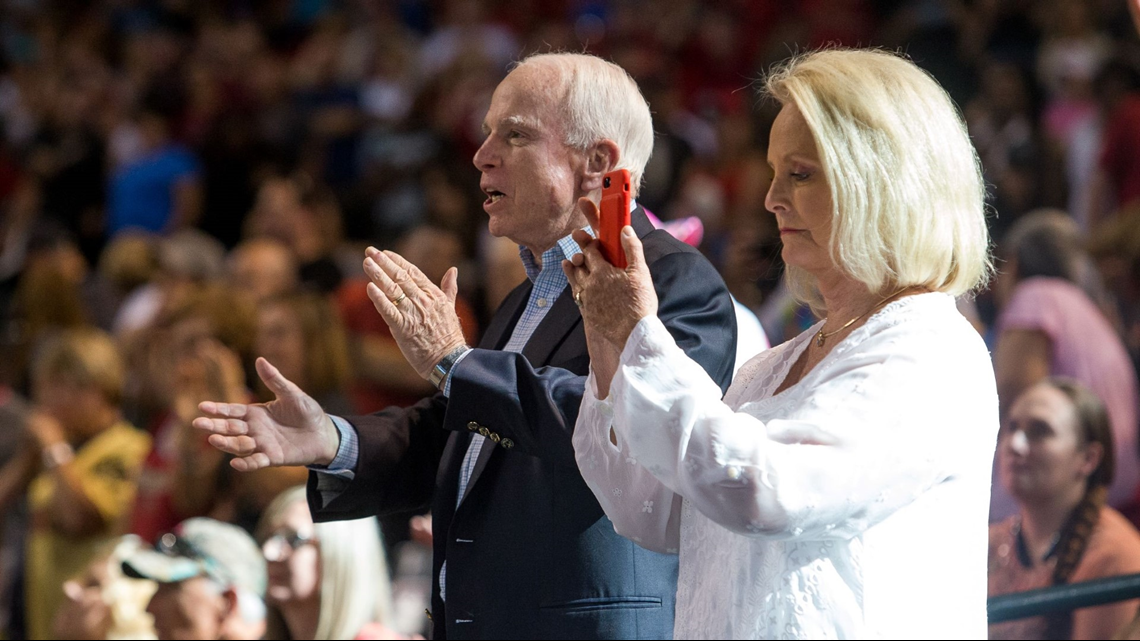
[25,421,151,640]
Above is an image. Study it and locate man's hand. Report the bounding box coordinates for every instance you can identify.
[362,246,468,380]
[192,357,340,471]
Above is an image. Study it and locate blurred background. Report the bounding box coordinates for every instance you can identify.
[1,0,1140,639]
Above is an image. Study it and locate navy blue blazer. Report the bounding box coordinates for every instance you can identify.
[309,208,737,639]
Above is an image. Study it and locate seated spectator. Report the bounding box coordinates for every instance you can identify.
[989,378,1140,640]
[992,209,1140,519]
[122,518,267,641]
[0,329,152,640]
[52,534,157,640]
[256,486,406,640]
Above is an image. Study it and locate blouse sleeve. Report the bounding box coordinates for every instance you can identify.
[607,313,995,542]
[573,370,683,554]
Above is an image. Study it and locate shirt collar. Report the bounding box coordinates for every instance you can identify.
[517,228,593,283]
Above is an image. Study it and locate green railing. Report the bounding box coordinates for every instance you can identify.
[988,573,1140,623]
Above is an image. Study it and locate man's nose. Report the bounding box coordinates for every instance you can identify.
[473,137,498,171]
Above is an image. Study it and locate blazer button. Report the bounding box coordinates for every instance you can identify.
[467,421,479,432]
[501,438,514,449]
[489,433,501,443]
[478,427,490,437]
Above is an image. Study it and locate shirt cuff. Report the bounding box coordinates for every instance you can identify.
[442,349,474,398]
[307,415,358,481]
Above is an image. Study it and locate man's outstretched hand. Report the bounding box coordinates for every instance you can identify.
[192,357,340,471]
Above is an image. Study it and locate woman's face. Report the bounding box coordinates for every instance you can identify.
[262,499,321,605]
[764,103,836,279]
[999,384,1101,505]
[255,303,307,388]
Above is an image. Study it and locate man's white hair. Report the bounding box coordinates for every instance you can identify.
[514,53,655,195]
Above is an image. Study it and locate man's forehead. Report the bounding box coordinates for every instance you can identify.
[482,65,566,131]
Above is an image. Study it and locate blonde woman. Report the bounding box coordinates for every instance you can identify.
[566,48,997,638]
[257,486,400,640]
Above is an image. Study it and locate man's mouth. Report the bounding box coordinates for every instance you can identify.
[484,188,506,204]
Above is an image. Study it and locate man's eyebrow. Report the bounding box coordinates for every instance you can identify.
[500,115,538,130]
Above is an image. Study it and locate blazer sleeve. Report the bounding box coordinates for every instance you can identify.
[444,247,737,468]
[308,393,451,522]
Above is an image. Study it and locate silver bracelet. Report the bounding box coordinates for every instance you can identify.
[429,345,471,391]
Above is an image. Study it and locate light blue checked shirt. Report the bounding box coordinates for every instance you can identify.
[311,230,588,601]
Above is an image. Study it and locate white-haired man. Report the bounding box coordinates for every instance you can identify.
[195,53,736,639]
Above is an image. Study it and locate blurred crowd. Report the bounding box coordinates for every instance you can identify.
[0,0,1140,639]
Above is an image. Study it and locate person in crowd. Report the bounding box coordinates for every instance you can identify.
[990,210,1140,519]
[194,52,738,639]
[0,329,151,640]
[989,378,1140,640]
[566,48,996,638]
[254,292,354,416]
[121,517,267,641]
[106,93,202,237]
[227,238,299,307]
[51,534,158,640]
[257,485,408,640]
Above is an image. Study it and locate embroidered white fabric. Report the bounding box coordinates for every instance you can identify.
[574,293,998,639]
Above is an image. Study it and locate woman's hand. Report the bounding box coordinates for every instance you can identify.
[562,198,658,351]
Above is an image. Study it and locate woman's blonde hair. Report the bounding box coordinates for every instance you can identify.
[763,48,991,313]
[258,486,393,640]
[31,327,125,405]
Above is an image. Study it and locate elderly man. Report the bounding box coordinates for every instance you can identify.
[195,53,736,639]
[122,518,267,640]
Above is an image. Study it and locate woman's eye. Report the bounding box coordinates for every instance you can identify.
[790,171,810,181]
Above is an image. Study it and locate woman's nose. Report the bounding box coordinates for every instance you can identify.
[1005,429,1029,455]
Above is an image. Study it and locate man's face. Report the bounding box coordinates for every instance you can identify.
[472,63,589,254]
[146,577,225,640]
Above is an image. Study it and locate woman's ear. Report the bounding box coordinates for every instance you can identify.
[1078,441,1104,480]
[581,139,620,194]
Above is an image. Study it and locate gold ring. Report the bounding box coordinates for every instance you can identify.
[390,293,407,305]
[573,290,583,307]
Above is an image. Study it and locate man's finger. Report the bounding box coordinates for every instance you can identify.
[620,226,648,273]
[207,433,258,457]
[562,259,580,291]
[255,357,305,400]
[230,453,271,472]
[363,256,406,302]
[366,282,403,327]
[198,401,248,420]
[383,250,437,292]
[192,416,248,436]
[442,267,459,303]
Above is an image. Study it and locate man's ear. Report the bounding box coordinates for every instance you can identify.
[581,139,620,194]
[218,586,239,622]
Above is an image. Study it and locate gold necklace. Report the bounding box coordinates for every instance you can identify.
[814,287,912,348]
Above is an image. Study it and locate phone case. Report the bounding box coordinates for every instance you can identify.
[598,169,631,268]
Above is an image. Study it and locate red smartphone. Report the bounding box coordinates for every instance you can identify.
[598,169,631,268]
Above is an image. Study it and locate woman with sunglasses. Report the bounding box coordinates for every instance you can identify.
[256,486,404,640]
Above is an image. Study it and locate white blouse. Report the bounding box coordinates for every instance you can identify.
[574,293,998,639]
